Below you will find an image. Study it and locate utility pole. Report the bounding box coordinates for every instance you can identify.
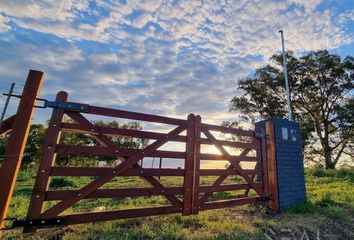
[279,30,292,121]
[0,82,15,124]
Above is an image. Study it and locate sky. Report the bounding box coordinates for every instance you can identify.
[0,0,354,126]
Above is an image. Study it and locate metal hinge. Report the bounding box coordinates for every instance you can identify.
[3,93,89,112]
[45,101,89,112]
[35,99,89,112]
[1,217,65,230]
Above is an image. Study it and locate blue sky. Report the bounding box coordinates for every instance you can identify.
[0,0,353,126]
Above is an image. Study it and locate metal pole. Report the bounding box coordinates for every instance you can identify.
[0,82,15,124]
[279,30,292,121]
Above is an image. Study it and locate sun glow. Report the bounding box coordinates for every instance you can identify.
[204,145,221,155]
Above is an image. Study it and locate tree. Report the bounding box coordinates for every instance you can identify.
[0,124,46,170]
[230,50,354,169]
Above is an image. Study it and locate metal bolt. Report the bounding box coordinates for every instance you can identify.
[41,170,45,173]
[53,124,57,127]
[30,221,33,224]
[113,171,116,174]
[57,220,61,223]
[47,146,52,149]
[36,195,40,198]
[41,221,45,224]
[78,193,82,196]
[91,129,95,132]
[161,190,165,192]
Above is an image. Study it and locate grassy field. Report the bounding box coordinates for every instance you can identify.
[2,168,354,240]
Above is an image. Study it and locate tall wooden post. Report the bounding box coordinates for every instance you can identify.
[265,121,279,212]
[0,70,44,232]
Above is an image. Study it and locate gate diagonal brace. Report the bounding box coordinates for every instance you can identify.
[1,217,65,230]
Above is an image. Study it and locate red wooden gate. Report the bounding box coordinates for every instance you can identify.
[0,72,277,233]
[19,90,269,232]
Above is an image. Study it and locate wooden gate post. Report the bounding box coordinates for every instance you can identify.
[0,70,44,232]
[265,121,279,212]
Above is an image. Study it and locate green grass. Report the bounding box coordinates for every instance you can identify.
[2,168,354,239]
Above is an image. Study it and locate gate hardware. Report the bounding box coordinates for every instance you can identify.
[43,101,89,112]
[2,93,89,112]
[1,217,65,230]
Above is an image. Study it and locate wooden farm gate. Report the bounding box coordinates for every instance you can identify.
[0,70,277,233]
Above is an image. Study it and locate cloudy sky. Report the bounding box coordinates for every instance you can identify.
[0,0,353,125]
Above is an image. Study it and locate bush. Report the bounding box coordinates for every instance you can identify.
[307,167,354,181]
[323,206,348,221]
[49,178,77,189]
[316,194,337,207]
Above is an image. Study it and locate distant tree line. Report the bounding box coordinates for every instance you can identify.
[229,50,353,169]
[0,120,148,170]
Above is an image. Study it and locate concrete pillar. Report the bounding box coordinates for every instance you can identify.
[256,119,307,210]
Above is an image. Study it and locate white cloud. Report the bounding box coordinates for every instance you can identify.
[0,0,352,125]
[287,0,323,11]
[0,14,10,31]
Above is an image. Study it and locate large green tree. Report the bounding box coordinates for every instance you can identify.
[230,50,353,169]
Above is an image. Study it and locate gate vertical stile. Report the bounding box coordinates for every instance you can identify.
[192,115,201,214]
[182,114,196,215]
[24,91,68,233]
